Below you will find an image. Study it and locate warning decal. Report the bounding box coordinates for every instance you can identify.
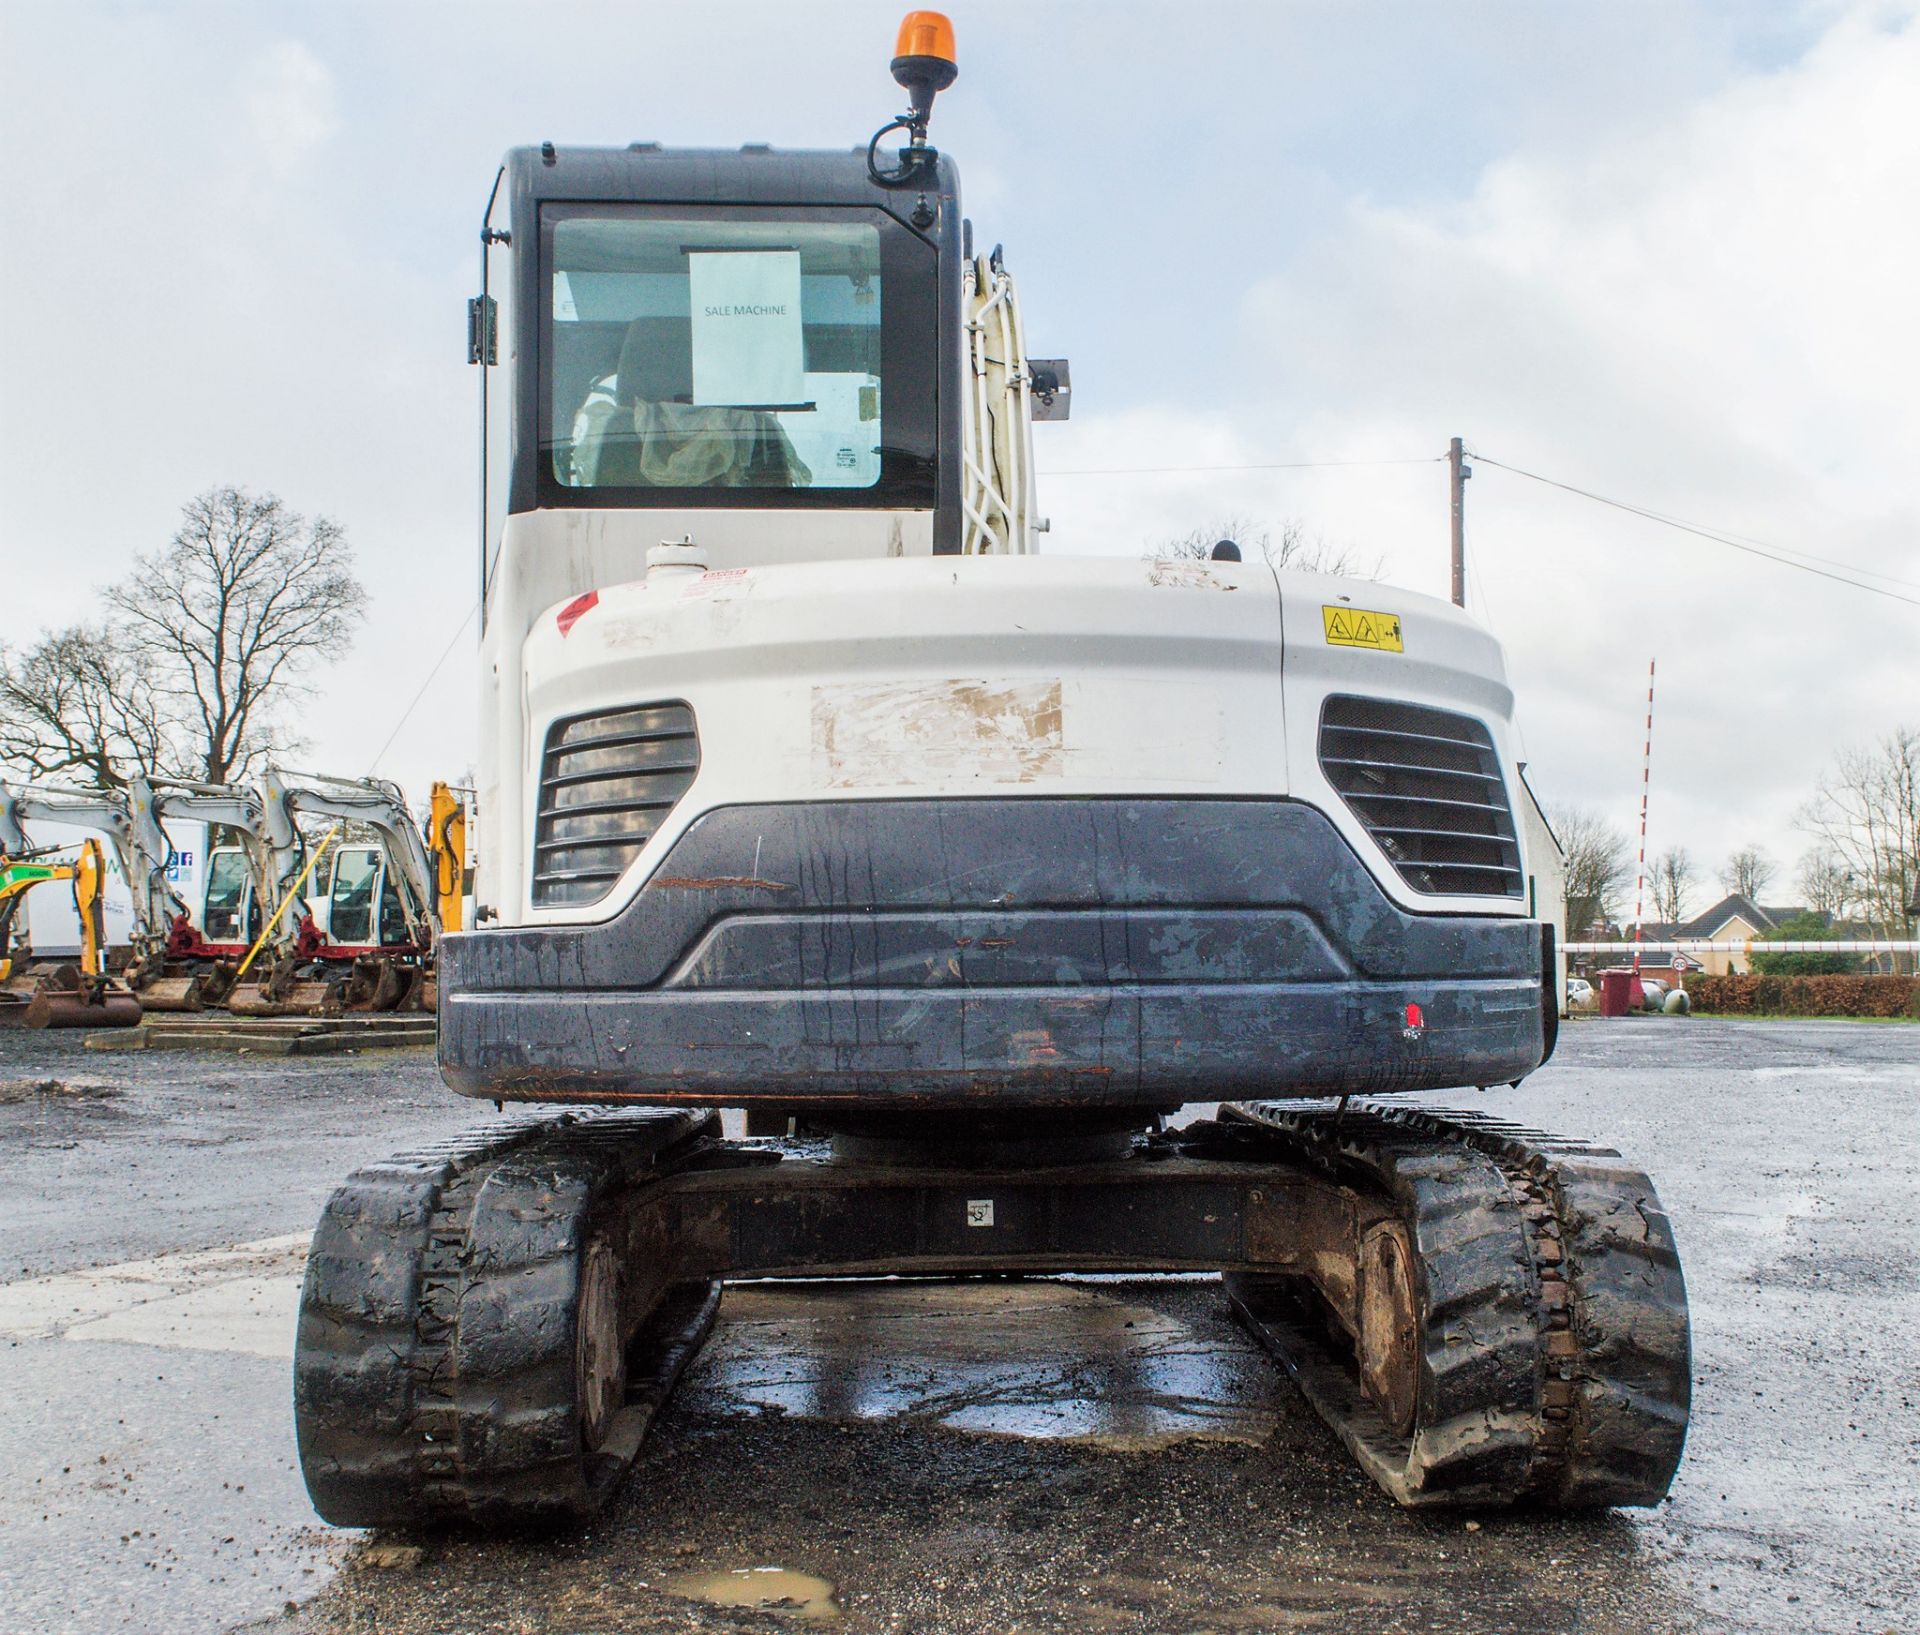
[1321,605,1404,652]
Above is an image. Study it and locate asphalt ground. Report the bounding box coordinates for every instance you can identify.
[0,1018,1914,1635]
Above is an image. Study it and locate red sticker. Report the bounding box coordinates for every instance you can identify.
[556,590,599,636]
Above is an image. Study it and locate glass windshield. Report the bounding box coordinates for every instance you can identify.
[543,208,933,501]
[202,850,250,942]
[377,872,407,946]
[330,848,378,946]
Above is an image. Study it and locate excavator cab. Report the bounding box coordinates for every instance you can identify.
[318,844,410,949]
[296,13,1690,1535]
[481,144,954,549]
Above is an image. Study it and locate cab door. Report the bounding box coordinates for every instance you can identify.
[327,847,380,946]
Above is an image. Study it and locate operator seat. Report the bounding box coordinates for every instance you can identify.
[570,317,811,489]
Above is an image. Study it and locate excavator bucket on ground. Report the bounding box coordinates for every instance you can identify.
[0,839,141,1029]
[129,967,217,1011]
[5,963,144,1030]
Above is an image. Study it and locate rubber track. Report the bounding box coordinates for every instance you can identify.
[295,1107,718,1530]
[1222,1100,1690,1509]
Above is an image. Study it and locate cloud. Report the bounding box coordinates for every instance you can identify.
[2,1,1911,894]
[244,40,338,175]
[1044,4,1920,884]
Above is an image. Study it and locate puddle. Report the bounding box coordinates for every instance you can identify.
[665,1566,840,1621]
[685,1279,1281,1450]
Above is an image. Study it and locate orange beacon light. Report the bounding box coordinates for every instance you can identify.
[892,11,958,122]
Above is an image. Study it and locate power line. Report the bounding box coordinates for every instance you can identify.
[1478,453,1920,592]
[1471,452,1920,608]
[1040,456,1444,478]
[367,602,479,775]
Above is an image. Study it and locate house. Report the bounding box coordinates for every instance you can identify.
[1576,918,1690,979]
[1670,895,1815,975]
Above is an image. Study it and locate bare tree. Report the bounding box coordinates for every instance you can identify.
[1718,845,1776,901]
[0,624,174,791]
[1549,805,1633,936]
[107,488,367,783]
[1796,847,1853,919]
[1649,846,1697,924]
[1797,725,1918,960]
[1154,516,1382,578]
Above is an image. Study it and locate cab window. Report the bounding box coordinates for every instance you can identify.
[541,206,935,508]
[329,849,379,946]
[202,850,251,943]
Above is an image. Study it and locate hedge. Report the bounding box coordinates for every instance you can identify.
[1683,973,1920,1018]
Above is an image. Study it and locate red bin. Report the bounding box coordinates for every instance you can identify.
[1599,969,1639,1018]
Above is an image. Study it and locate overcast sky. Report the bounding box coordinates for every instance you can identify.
[2,1,1914,921]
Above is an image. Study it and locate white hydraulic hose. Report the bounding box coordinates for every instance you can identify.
[960,253,1039,554]
[964,260,1013,551]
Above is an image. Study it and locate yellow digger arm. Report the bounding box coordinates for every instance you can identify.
[429,782,468,933]
[0,852,81,982]
[73,838,108,980]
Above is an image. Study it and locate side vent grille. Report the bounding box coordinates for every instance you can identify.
[531,702,699,908]
[1317,695,1523,898]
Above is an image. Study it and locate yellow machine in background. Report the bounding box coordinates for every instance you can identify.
[0,838,142,1029]
[428,781,468,934]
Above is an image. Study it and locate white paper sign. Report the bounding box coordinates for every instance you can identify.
[687,250,806,407]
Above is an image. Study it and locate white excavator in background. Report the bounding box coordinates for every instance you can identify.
[127,776,289,1009]
[0,782,154,1027]
[0,771,467,1017]
[220,771,440,1015]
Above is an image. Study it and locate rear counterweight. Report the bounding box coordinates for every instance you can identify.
[439,797,1549,1111]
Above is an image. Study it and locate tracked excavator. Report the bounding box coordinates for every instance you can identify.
[0,837,142,1028]
[295,14,1690,1528]
[0,782,151,1028]
[222,771,439,1015]
[134,771,442,1016]
[0,775,277,1013]
[126,776,290,1010]
[0,773,453,1017]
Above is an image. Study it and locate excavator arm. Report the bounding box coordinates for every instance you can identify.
[0,837,139,1029]
[261,771,437,951]
[0,780,176,943]
[140,778,298,953]
[0,854,76,982]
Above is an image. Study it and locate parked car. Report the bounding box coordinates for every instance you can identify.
[1566,977,1595,1011]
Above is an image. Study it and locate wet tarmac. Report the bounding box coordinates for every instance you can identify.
[0,1018,1914,1635]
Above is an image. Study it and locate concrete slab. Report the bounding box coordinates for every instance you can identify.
[0,1236,306,1356]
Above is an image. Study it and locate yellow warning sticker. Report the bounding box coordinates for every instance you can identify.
[1322,605,1404,652]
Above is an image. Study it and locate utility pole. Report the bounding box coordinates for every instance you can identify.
[1448,436,1469,608]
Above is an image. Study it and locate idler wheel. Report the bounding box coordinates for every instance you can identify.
[1356,1221,1419,1437]
[575,1236,627,1453]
